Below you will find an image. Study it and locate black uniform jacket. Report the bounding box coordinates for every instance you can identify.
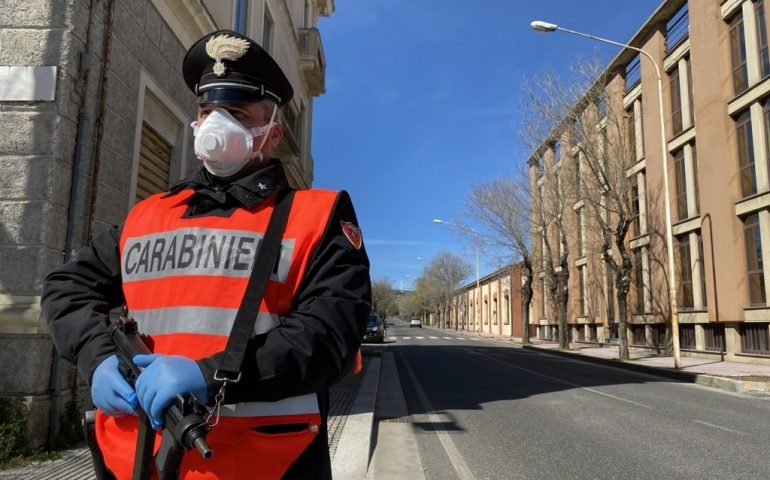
[41,160,372,478]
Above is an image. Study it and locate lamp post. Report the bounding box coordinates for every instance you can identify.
[530,20,681,368]
[433,218,481,333]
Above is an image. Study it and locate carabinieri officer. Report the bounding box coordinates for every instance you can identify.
[42,29,371,479]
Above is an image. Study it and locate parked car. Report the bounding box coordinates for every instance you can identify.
[409,317,422,328]
[363,314,386,343]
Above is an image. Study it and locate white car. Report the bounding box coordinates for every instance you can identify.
[409,318,422,328]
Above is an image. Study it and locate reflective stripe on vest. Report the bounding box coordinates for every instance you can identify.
[132,306,281,337]
[219,393,319,418]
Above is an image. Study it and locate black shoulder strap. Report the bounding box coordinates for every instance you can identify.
[214,189,295,382]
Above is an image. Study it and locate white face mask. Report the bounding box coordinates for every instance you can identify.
[192,106,276,178]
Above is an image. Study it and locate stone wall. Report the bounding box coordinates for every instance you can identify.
[0,0,196,447]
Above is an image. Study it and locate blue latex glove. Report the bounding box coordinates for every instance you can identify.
[91,355,138,417]
[133,354,208,430]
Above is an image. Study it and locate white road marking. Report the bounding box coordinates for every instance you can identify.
[402,336,411,340]
[442,337,452,340]
[429,336,439,339]
[470,338,481,341]
[693,420,746,436]
[387,336,397,341]
[457,337,466,340]
[400,356,476,480]
[416,336,425,339]
[461,348,654,410]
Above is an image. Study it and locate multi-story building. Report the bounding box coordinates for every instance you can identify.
[0,0,333,446]
[529,0,770,365]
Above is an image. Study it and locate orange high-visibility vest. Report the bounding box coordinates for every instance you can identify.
[99,188,343,480]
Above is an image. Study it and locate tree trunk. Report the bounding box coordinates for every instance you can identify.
[616,273,631,360]
[521,278,533,344]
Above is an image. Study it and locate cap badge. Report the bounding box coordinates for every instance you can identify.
[205,34,250,77]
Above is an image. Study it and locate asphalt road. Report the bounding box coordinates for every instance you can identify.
[383,321,770,480]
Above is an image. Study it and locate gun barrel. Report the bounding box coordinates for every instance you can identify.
[193,437,213,459]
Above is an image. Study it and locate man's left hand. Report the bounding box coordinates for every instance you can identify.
[133,354,208,430]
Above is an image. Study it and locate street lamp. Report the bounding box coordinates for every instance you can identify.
[433,218,481,333]
[530,20,681,368]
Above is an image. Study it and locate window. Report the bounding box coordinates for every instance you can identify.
[686,58,694,125]
[630,180,641,237]
[576,208,584,257]
[634,248,645,313]
[670,66,683,135]
[740,322,770,354]
[744,213,766,305]
[625,54,641,92]
[626,106,636,162]
[679,324,696,349]
[704,323,725,352]
[698,233,707,307]
[730,10,749,93]
[504,293,510,325]
[574,153,582,197]
[678,235,694,309]
[757,0,770,78]
[674,149,688,220]
[632,324,646,345]
[553,140,561,163]
[692,145,700,214]
[262,7,274,53]
[764,99,770,181]
[136,123,172,202]
[578,265,586,316]
[234,0,248,34]
[736,110,757,197]
[651,324,667,347]
[666,3,689,53]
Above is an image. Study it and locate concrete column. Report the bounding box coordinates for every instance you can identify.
[678,58,692,129]
[743,0,762,85]
[634,98,644,159]
[695,324,706,351]
[684,143,698,217]
[750,102,769,192]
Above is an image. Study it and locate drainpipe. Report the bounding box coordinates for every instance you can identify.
[50,0,116,447]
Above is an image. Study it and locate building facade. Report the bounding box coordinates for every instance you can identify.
[448,264,525,339]
[0,0,334,446]
[529,0,770,365]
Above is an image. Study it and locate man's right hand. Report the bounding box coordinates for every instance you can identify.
[91,354,139,417]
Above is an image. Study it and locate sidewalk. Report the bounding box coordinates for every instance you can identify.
[455,327,770,396]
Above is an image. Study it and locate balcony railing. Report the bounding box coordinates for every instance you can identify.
[665,4,689,54]
[298,28,326,96]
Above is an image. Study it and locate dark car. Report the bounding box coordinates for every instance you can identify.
[362,314,386,343]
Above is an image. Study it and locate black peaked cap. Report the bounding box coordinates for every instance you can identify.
[183,29,293,106]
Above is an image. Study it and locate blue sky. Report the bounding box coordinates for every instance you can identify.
[311,1,661,290]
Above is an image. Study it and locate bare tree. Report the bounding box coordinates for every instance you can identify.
[520,71,583,350]
[460,171,535,344]
[371,277,399,320]
[422,252,473,329]
[520,57,641,359]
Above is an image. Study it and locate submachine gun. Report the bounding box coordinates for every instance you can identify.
[83,313,213,480]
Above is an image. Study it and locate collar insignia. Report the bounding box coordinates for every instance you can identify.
[257,182,268,191]
[341,221,363,250]
[205,34,250,77]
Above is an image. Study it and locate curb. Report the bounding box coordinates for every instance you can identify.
[522,344,770,397]
[331,356,381,480]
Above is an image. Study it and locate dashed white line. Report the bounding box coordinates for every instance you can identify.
[693,420,746,436]
[429,336,439,339]
[442,337,452,340]
[402,336,411,340]
[416,336,425,339]
[387,336,397,341]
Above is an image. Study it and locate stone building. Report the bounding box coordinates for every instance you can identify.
[529,0,770,364]
[0,0,334,447]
